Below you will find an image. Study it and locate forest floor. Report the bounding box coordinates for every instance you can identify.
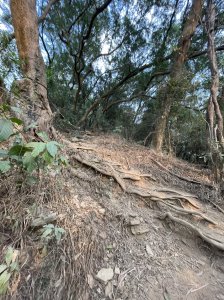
[1,132,224,300]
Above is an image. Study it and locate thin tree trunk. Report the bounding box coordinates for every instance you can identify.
[151,0,203,152]
[10,0,52,132]
[206,0,224,182]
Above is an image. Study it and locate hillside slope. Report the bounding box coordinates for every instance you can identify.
[1,133,224,300]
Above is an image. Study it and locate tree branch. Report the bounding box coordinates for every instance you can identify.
[38,0,60,24]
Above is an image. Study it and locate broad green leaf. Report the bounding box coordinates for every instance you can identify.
[10,117,23,125]
[26,142,46,158]
[43,151,53,164]
[5,247,14,266]
[0,270,10,295]
[0,265,7,274]
[37,131,49,142]
[0,161,11,173]
[8,145,30,156]
[0,150,8,158]
[46,141,58,157]
[23,153,37,172]
[0,119,13,142]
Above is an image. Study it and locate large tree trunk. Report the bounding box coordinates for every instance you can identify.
[151,0,203,152]
[10,0,52,132]
[206,0,224,182]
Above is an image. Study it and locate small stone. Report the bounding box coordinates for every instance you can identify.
[129,218,141,226]
[145,245,154,257]
[131,224,150,235]
[71,137,80,142]
[99,208,106,215]
[87,274,94,289]
[216,295,224,300]
[129,212,138,217]
[114,267,120,275]
[96,268,114,283]
[99,231,107,239]
[105,281,113,298]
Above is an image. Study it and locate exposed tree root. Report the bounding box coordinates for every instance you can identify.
[149,155,214,188]
[161,201,217,225]
[160,212,224,251]
[66,139,224,251]
[71,153,201,209]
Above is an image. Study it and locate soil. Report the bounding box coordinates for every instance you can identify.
[1,132,224,300]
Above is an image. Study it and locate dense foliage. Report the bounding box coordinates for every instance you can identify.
[0,0,224,163]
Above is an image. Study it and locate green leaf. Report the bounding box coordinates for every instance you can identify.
[0,104,10,112]
[22,153,37,173]
[0,265,7,275]
[37,131,49,142]
[0,150,8,158]
[46,141,58,157]
[59,155,68,166]
[0,161,11,173]
[0,270,10,295]
[26,142,46,158]
[0,119,13,142]
[42,151,53,164]
[5,247,13,266]
[8,145,30,156]
[10,262,19,272]
[43,224,55,229]
[10,117,23,125]
[42,228,53,238]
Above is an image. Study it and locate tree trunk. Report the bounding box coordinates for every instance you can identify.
[206,0,224,182]
[10,0,52,132]
[151,0,203,152]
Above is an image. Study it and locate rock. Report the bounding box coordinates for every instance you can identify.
[99,208,106,215]
[87,274,95,289]
[105,281,113,298]
[216,295,224,300]
[99,231,107,239]
[131,224,150,235]
[145,245,154,257]
[71,137,80,142]
[96,268,114,283]
[129,212,138,217]
[114,267,120,275]
[129,218,141,226]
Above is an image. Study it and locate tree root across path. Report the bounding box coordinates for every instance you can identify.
[159,212,224,251]
[64,138,224,251]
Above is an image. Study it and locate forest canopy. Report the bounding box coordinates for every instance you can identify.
[0,0,224,166]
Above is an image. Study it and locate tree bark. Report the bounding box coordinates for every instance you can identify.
[206,0,224,182]
[10,0,52,132]
[151,0,203,152]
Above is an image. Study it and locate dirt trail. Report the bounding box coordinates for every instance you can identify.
[63,133,224,300]
[1,132,224,300]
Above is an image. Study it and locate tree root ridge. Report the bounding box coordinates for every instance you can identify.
[160,212,224,251]
[67,140,224,251]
